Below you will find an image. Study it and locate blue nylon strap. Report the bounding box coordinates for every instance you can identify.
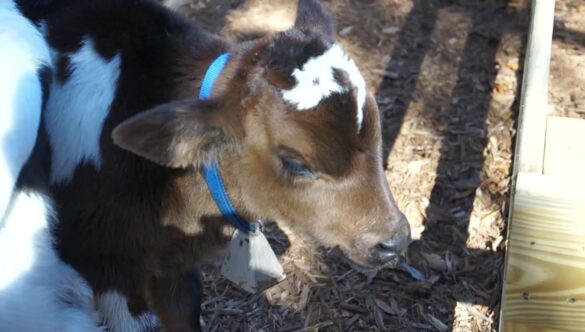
[199,53,230,100]
[199,53,257,233]
[202,160,256,233]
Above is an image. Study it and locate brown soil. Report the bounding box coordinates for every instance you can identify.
[159,0,583,331]
[551,0,585,118]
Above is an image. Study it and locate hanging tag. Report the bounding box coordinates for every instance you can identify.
[220,223,285,293]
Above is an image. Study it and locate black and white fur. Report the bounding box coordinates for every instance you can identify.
[0,1,102,330]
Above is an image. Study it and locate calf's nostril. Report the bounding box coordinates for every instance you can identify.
[377,239,399,252]
[376,232,410,255]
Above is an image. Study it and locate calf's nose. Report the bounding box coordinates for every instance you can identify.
[375,218,411,263]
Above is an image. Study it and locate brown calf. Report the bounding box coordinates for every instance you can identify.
[37,0,411,330]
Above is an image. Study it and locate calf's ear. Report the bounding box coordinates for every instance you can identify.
[294,0,335,39]
[112,100,240,168]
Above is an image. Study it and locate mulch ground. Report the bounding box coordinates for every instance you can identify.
[551,0,585,119]
[161,0,584,330]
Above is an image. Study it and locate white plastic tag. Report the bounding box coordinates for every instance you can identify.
[220,225,285,294]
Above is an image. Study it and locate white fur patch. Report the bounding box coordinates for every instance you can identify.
[281,44,367,130]
[0,191,103,332]
[0,192,52,288]
[0,1,50,219]
[46,37,121,185]
[97,291,159,332]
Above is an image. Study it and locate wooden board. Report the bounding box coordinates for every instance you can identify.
[502,323,579,332]
[544,116,585,176]
[501,172,585,331]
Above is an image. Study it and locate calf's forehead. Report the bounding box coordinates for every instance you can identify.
[278,43,367,133]
[254,34,382,176]
[261,32,368,133]
[266,93,380,178]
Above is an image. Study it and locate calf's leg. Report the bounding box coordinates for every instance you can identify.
[147,267,203,332]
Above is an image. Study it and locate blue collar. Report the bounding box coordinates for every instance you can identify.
[200,53,256,233]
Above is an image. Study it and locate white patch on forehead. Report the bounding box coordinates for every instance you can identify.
[281,44,367,130]
[45,37,121,185]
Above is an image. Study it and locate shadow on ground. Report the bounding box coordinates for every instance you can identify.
[375,1,529,331]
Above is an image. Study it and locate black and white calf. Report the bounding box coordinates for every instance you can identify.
[0,1,102,331]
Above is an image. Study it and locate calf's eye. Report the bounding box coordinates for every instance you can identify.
[280,156,315,180]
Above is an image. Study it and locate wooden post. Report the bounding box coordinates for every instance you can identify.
[513,0,555,174]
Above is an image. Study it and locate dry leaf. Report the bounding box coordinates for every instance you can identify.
[382,27,400,35]
[374,298,396,315]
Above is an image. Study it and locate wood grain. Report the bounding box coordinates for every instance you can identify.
[501,172,585,331]
[503,322,579,332]
[544,116,585,176]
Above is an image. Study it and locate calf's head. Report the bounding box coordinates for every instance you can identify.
[112,0,410,268]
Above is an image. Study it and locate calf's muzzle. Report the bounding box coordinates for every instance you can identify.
[374,215,411,264]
